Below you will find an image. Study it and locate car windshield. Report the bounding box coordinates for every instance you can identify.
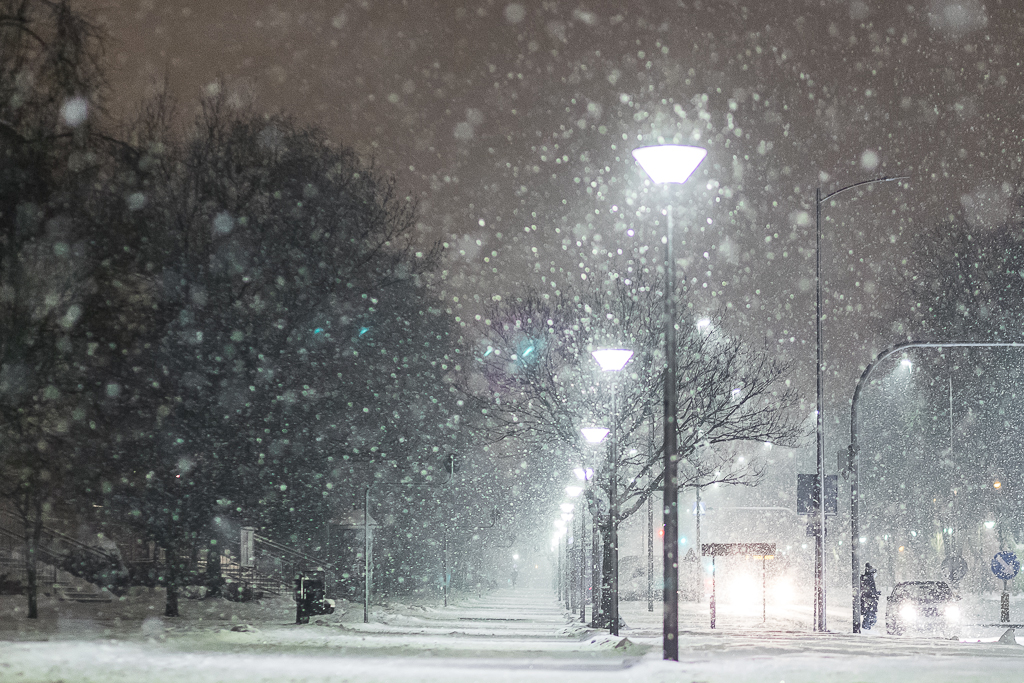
[892,582,953,602]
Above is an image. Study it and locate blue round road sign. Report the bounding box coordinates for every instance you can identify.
[991,551,1020,581]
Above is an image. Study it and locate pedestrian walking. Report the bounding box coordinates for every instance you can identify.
[860,563,880,630]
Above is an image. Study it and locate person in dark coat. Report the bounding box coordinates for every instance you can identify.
[860,563,880,630]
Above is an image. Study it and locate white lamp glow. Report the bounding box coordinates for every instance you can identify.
[580,427,609,443]
[560,503,574,513]
[565,485,583,497]
[632,145,707,185]
[592,349,633,372]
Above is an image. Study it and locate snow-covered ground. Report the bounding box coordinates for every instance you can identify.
[2,587,1024,682]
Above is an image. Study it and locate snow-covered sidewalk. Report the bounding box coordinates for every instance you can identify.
[3,588,1024,682]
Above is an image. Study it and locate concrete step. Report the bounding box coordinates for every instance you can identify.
[54,583,112,603]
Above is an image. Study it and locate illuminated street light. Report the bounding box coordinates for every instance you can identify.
[565,485,583,497]
[580,428,609,444]
[631,145,707,185]
[633,144,706,661]
[591,349,634,372]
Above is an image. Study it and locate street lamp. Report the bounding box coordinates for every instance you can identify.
[592,348,632,636]
[633,144,706,661]
[813,175,905,633]
[579,427,606,626]
[565,480,586,621]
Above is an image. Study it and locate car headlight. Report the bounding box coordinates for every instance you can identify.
[944,605,960,621]
[899,604,918,621]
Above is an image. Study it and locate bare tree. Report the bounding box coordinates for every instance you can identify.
[467,260,801,624]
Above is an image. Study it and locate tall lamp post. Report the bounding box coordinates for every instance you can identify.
[813,175,905,632]
[565,481,586,622]
[592,348,633,636]
[581,428,609,625]
[632,144,706,661]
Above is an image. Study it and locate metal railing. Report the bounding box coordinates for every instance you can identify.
[0,506,339,600]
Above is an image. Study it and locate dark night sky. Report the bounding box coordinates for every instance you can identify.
[80,0,1024,474]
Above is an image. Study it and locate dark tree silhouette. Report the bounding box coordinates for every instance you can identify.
[0,0,107,619]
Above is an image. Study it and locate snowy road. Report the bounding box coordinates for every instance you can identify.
[3,589,1024,682]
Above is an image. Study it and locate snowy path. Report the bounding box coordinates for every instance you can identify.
[3,589,1024,682]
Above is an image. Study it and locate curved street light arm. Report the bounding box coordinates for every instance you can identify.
[820,176,909,204]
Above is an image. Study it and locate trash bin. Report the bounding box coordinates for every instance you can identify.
[295,572,335,624]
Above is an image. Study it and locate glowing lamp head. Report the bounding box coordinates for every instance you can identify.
[565,485,583,497]
[994,480,1002,490]
[632,145,707,184]
[560,503,574,513]
[580,428,610,444]
[591,349,633,372]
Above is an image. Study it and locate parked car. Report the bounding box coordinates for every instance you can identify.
[885,580,960,638]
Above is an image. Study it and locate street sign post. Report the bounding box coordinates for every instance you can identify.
[797,473,836,631]
[991,551,1019,580]
[991,551,1019,623]
[797,474,838,515]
